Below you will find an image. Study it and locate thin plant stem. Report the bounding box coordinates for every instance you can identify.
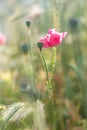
[50,0,57,85]
[40,50,53,102]
[26,28,35,88]
[50,1,66,129]
[51,47,56,74]
[73,34,84,69]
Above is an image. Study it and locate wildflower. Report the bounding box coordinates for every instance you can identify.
[0,32,6,45]
[39,29,67,48]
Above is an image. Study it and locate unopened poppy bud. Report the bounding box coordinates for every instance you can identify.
[20,43,29,54]
[37,42,43,51]
[26,21,31,28]
[69,18,79,31]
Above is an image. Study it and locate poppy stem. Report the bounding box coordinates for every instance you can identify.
[51,47,56,74]
[40,50,53,102]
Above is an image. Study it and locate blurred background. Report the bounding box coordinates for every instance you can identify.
[0,0,87,130]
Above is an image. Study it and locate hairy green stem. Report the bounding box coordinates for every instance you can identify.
[40,50,53,102]
[51,47,56,74]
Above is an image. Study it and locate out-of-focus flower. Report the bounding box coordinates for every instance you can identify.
[0,32,6,45]
[0,71,11,81]
[38,29,67,49]
[69,18,79,31]
[28,4,44,19]
[20,43,29,54]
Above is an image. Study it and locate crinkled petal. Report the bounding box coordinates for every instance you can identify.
[62,32,67,39]
[48,29,56,34]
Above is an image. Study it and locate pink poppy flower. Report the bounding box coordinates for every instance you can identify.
[39,29,67,48]
[0,32,6,45]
